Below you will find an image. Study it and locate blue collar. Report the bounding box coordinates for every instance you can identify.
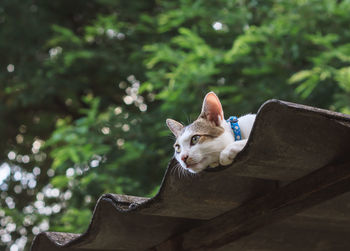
[227,116,242,141]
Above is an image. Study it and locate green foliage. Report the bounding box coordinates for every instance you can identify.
[51,208,92,233]
[1,0,350,250]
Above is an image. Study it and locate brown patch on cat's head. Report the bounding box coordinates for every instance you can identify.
[188,118,224,142]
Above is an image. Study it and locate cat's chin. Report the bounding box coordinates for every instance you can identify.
[184,163,206,173]
[186,167,203,173]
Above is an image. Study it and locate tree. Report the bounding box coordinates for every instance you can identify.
[0,0,349,250]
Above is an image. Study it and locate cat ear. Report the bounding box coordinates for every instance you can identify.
[199,92,224,126]
[166,119,184,138]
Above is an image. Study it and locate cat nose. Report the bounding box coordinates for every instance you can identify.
[181,154,188,163]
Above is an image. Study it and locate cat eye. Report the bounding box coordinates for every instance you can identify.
[190,135,201,145]
[174,144,181,153]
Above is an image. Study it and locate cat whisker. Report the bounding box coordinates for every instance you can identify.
[172,162,181,177]
[175,163,183,179]
[183,112,191,125]
[171,161,198,178]
[179,165,184,179]
[167,135,176,141]
[170,164,177,175]
[180,165,187,178]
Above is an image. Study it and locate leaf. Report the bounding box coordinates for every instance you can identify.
[289,70,313,84]
[335,67,350,91]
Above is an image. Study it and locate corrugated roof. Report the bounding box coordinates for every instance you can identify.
[30,100,350,251]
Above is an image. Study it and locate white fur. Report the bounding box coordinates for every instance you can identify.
[174,114,255,173]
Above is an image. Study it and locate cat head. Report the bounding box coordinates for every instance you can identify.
[166,92,232,173]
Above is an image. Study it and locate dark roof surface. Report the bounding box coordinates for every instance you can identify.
[31,100,350,251]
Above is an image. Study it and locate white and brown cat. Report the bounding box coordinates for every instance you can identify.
[166,92,255,173]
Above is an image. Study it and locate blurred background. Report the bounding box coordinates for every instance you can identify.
[1,0,350,250]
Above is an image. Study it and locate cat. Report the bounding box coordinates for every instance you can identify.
[166,92,255,174]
